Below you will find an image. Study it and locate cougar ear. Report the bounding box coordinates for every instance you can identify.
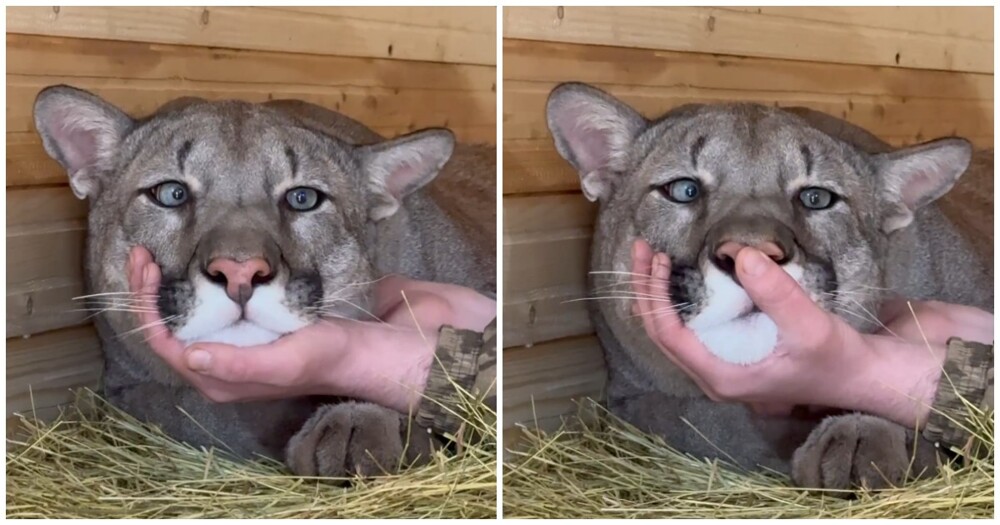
[357,128,455,221]
[546,82,648,202]
[874,138,972,233]
[33,85,133,199]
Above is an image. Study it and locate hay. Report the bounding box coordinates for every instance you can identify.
[6,389,496,518]
[503,401,993,518]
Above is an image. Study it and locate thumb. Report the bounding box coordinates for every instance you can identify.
[735,248,829,331]
[184,343,303,386]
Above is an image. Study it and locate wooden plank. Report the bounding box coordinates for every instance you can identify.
[6,325,104,418]
[504,80,994,143]
[721,7,993,41]
[503,39,994,101]
[503,6,993,73]
[7,6,496,65]
[7,34,497,94]
[7,76,496,140]
[503,336,607,432]
[503,139,577,195]
[6,186,90,337]
[503,194,597,347]
[6,132,67,188]
[502,40,993,194]
[263,6,496,35]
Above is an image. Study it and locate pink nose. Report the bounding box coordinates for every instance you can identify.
[714,241,788,266]
[206,257,272,305]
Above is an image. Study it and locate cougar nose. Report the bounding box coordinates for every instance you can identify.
[712,241,790,277]
[205,258,273,305]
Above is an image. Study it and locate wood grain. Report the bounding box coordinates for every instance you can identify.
[7,6,496,65]
[504,81,993,142]
[721,7,992,41]
[7,325,103,418]
[503,194,596,347]
[504,6,993,73]
[6,34,496,187]
[502,39,993,194]
[503,336,607,433]
[6,186,89,338]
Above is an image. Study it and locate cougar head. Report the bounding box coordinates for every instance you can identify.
[546,82,971,364]
[34,85,454,351]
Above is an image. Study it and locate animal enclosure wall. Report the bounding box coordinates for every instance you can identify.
[502,6,994,443]
[5,6,497,428]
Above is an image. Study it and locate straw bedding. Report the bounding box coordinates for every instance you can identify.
[6,389,496,519]
[503,400,993,518]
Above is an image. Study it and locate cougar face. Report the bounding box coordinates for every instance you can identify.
[35,86,454,348]
[547,83,971,364]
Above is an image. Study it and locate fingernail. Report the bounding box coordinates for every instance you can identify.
[741,249,768,277]
[187,350,212,372]
[654,254,669,279]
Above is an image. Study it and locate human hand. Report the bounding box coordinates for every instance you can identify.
[629,239,984,428]
[126,246,495,412]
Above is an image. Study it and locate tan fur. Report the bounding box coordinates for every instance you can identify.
[33,85,494,478]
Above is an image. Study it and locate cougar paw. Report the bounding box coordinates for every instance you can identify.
[791,413,937,493]
[285,402,413,479]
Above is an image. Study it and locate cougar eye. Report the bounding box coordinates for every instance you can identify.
[150,181,189,207]
[284,187,324,211]
[798,187,838,210]
[659,178,701,203]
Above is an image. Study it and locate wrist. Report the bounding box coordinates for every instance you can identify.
[849,334,947,428]
[330,322,437,413]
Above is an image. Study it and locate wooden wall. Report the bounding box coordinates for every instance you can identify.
[502,6,994,441]
[5,6,496,425]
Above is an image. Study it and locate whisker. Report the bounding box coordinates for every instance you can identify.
[627,303,697,319]
[73,298,158,305]
[589,270,669,279]
[313,299,385,324]
[319,275,394,300]
[591,290,673,300]
[842,297,900,338]
[562,296,677,304]
[591,279,673,292]
[69,307,159,314]
[117,315,180,339]
[72,291,145,299]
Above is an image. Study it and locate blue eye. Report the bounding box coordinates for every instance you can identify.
[151,181,189,207]
[660,178,701,203]
[798,187,837,210]
[285,187,323,211]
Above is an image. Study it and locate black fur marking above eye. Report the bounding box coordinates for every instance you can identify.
[177,140,193,172]
[690,136,707,169]
[801,145,813,175]
[285,146,299,177]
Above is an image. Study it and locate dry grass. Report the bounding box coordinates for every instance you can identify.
[6,389,496,519]
[503,401,993,518]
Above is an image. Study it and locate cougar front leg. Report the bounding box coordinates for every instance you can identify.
[285,401,440,478]
[792,413,940,492]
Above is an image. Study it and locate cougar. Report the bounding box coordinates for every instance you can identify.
[545,82,992,490]
[33,85,495,477]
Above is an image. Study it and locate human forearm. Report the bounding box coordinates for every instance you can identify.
[846,335,948,429]
[332,322,437,414]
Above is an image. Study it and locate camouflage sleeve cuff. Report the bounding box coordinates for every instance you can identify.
[922,338,993,449]
[415,319,496,436]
